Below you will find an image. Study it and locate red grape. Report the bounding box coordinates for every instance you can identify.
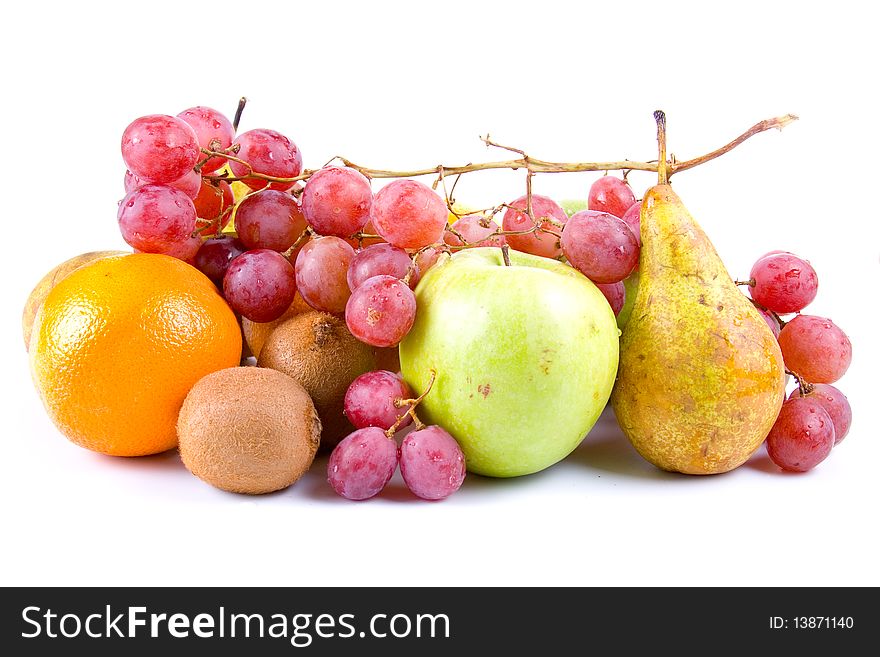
[588,176,636,218]
[595,281,625,316]
[123,169,137,194]
[749,252,818,314]
[124,168,201,199]
[301,166,372,238]
[347,243,416,292]
[501,194,568,258]
[177,106,234,174]
[766,397,835,472]
[345,275,416,347]
[193,236,246,286]
[235,190,307,252]
[169,169,202,199]
[344,370,413,430]
[778,315,852,383]
[620,201,642,246]
[414,247,446,275]
[294,236,355,313]
[327,427,398,501]
[790,384,852,445]
[160,234,204,263]
[561,210,639,283]
[223,249,297,322]
[371,180,448,249]
[445,214,506,248]
[193,179,234,234]
[121,114,200,184]
[399,425,466,500]
[752,303,781,338]
[229,128,302,192]
[117,184,198,257]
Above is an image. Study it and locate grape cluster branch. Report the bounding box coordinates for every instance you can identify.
[202,111,798,259]
[204,113,798,187]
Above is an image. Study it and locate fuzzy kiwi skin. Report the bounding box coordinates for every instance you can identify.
[374,346,400,373]
[257,311,377,448]
[177,367,321,495]
[242,293,314,359]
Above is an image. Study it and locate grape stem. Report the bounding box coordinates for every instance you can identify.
[748,296,788,329]
[203,110,798,262]
[388,369,437,436]
[201,112,798,187]
[786,369,814,396]
[283,227,311,259]
[200,148,299,185]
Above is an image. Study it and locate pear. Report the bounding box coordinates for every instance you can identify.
[611,113,785,474]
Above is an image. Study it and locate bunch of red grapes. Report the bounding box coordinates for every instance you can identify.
[330,370,466,501]
[118,107,644,345]
[117,104,850,494]
[742,252,851,472]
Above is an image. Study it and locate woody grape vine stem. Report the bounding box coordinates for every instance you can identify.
[200,110,798,253]
[203,112,798,186]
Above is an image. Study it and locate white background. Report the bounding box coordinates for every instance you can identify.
[2,1,878,586]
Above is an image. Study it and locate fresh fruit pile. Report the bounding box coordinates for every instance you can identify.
[23,103,853,503]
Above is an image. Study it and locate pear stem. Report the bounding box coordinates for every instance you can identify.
[654,110,668,185]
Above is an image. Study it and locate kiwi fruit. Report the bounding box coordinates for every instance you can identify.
[374,346,401,373]
[258,311,376,447]
[177,367,320,494]
[242,292,313,359]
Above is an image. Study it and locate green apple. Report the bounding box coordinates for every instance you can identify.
[399,247,619,477]
[560,198,588,217]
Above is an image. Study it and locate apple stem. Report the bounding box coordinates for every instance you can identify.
[501,244,511,267]
[734,278,756,287]
[233,96,247,133]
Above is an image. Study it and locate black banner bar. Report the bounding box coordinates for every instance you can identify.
[0,587,871,654]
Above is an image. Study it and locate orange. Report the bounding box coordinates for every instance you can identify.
[30,253,242,456]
